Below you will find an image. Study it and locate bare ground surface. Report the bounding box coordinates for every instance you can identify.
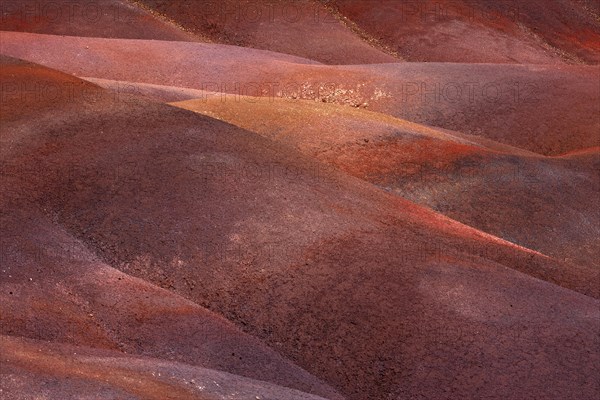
[172,95,600,270]
[1,3,599,399]
[1,31,597,156]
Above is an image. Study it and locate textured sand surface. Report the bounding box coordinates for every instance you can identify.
[1,3,599,399]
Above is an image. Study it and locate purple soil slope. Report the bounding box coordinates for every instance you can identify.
[135,0,398,64]
[1,31,597,155]
[0,0,201,41]
[0,56,344,399]
[1,57,598,399]
[172,95,600,269]
[328,0,600,64]
[1,335,335,400]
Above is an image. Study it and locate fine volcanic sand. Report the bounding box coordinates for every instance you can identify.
[1,31,598,155]
[172,95,600,271]
[327,0,600,64]
[2,58,598,400]
[1,3,599,400]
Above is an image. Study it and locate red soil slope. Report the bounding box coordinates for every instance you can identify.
[171,96,600,269]
[0,57,344,399]
[1,336,334,400]
[328,0,600,64]
[2,58,598,399]
[2,31,597,155]
[0,209,342,399]
[83,77,216,103]
[0,0,200,41]
[134,0,398,64]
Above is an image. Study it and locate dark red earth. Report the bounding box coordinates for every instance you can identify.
[1,2,599,400]
[172,95,600,271]
[0,0,202,41]
[327,0,600,64]
[135,0,398,64]
[2,31,597,156]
